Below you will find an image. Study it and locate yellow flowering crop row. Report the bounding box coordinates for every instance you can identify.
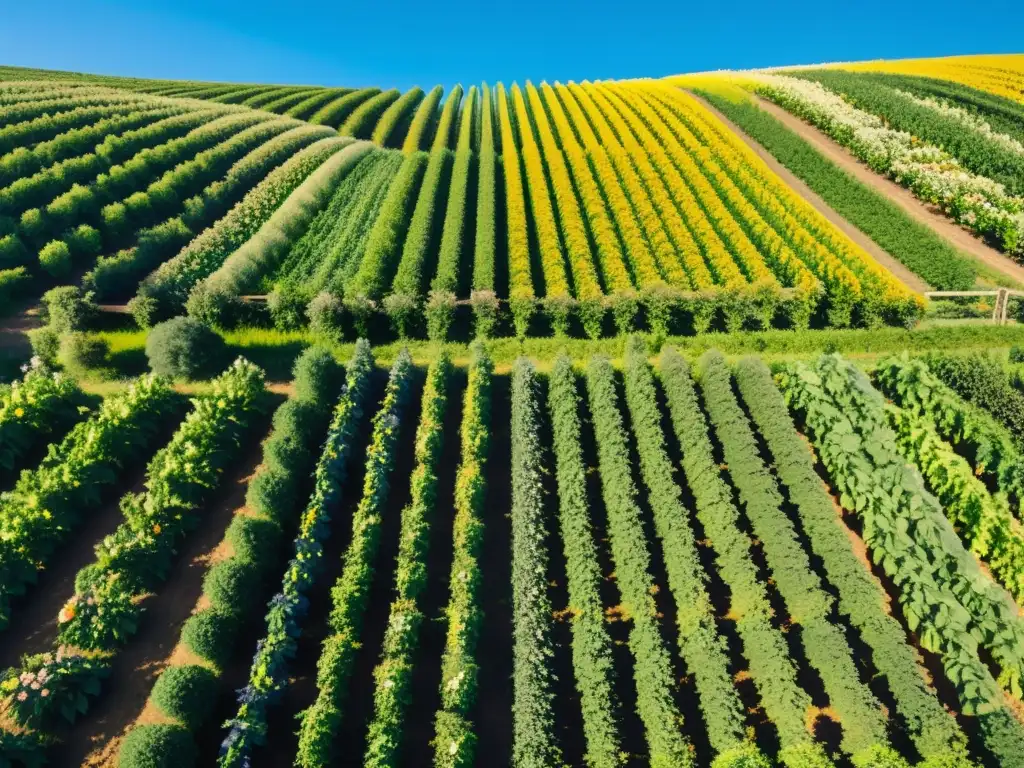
[543,83,688,292]
[836,54,1024,105]
[515,83,603,304]
[494,84,535,315]
[567,83,714,290]
[648,83,922,318]
[517,83,632,303]
[584,84,748,292]
[630,88,825,298]
[607,83,779,291]
[508,85,571,304]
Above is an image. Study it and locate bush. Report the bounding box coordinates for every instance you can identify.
[18,208,45,243]
[245,465,291,522]
[41,285,97,332]
[66,224,102,260]
[118,723,197,768]
[144,317,226,380]
[292,345,344,404]
[1011,347,1024,364]
[27,326,60,366]
[39,240,72,277]
[127,294,160,328]
[58,332,109,376]
[307,291,345,341]
[184,282,243,328]
[226,516,279,564]
[268,285,309,331]
[202,558,259,613]
[0,266,30,305]
[180,608,238,667]
[0,233,27,267]
[150,664,217,729]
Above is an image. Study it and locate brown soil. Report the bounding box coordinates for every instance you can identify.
[53,440,267,767]
[744,93,1024,288]
[691,92,932,294]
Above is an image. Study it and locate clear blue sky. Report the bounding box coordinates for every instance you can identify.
[2,0,1021,90]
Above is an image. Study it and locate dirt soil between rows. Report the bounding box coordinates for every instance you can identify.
[703,90,1024,289]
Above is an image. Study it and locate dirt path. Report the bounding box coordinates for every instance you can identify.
[741,92,1024,288]
[689,92,932,293]
[52,439,268,767]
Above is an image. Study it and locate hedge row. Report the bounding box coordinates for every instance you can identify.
[116,347,346,768]
[0,374,177,631]
[1,360,265,756]
[696,350,898,765]
[217,340,375,765]
[926,353,1024,451]
[778,354,1024,765]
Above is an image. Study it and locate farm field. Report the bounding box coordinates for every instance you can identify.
[2,49,1024,768]
[3,338,1024,768]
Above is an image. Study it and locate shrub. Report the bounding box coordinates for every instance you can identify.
[180,608,238,666]
[18,208,45,243]
[202,558,259,613]
[245,465,290,521]
[226,516,279,564]
[0,266,30,305]
[66,223,102,260]
[27,326,60,366]
[0,233,28,267]
[1011,347,1024,364]
[127,294,160,328]
[118,723,197,768]
[268,285,308,330]
[38,240,72,277]
[307,291,345,341]
[144,317,226,380]
[150,664,217,729]
[41,285,97,332]
[292,345,344,404]
[57,332,109,376]
[184,283,243,328]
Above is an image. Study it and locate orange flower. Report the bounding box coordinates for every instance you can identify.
[58,602,76,624]
[152,523,162,535]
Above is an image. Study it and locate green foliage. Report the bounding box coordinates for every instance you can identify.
[401,85,446,153]
[699,90,977,291]
[371,87,424,147]
[795,70,1024,197]
[734,356,970,763]
[150,664,217,729]
[621,339,751,758]
[926,353,1024,450]
[778,353,1024,763]
[659,347,823,760]
[145,316,226,379]
[584,355,692,767]
[545,356,623,768]
[346,151,428,303]
[218,340,375,767]
[362,353,451,767]
[118,724,197,768]
[40,284,97,332]
[181,607,238,667]
[341,89,401,139]
[509,358,561,767]
[0,265,29,305]
[38,239,72,276]
[695,349,890,760]
[57,331,109,376]
[432,342,492,768]
[309,88,381,128]
[295,349,415,766]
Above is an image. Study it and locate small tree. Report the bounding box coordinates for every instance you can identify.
[145,317,226,380]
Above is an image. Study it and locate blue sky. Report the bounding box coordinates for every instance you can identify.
[2,0,1021,90]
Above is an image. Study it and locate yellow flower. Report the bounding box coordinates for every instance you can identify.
[14,408,24,418]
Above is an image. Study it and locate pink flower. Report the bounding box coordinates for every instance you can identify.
[16,691,28,701]
[40,689,49,697]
